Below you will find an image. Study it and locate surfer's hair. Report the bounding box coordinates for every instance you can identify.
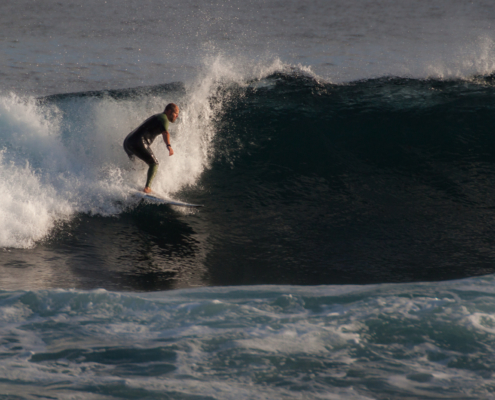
[165,103,178,112]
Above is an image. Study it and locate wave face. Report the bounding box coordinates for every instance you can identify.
[2,275,495,399]
[202,73,495,285]
[2,70,495,289]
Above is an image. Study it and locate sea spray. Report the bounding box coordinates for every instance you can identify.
[0,95,72,248]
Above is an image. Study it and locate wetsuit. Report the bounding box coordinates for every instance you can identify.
[123,113,169,188]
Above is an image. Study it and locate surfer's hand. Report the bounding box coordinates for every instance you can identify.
[168,147,174,156]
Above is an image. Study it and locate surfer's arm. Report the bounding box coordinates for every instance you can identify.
[162,130,174,156]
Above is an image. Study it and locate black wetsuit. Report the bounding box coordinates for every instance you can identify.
[123,113,169,166]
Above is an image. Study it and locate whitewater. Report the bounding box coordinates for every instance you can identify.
[3,0,495,398]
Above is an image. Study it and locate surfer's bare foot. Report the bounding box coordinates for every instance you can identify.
[143,187,151,194]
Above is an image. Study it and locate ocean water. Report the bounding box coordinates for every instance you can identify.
[3,277,495,400]
[2,0,495,398]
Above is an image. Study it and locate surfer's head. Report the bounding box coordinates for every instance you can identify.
[164,103,179,123]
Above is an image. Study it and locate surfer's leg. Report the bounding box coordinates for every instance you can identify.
[127,139,159,192]
[138,146,159,191]
[128,138,159,165]
[145,163,158,189]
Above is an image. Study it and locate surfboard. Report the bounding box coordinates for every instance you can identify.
[132,190,203,208]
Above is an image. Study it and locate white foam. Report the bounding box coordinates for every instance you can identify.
[0,95,73,248]
[0,93,128,248]
[0,79,211,247]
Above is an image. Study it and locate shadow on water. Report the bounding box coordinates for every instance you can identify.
[196,165,495,288]
[0,203,207,291]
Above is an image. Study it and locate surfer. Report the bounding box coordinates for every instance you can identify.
[123,103,179,193]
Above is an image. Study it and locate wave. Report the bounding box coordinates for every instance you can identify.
[2,62,495,285]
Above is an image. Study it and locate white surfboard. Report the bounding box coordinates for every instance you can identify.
[132,190,203,208]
